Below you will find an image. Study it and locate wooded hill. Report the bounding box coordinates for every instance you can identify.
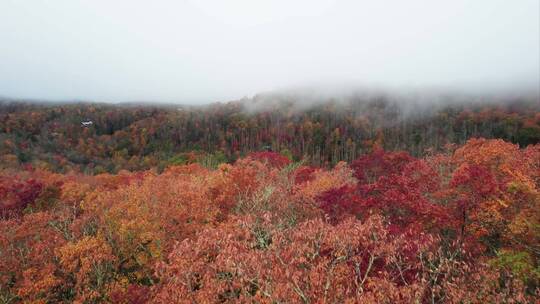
[1,94,539,174]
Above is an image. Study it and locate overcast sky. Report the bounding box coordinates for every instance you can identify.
[0,0,538,103]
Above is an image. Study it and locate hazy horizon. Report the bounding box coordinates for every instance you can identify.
[1,0,538,104]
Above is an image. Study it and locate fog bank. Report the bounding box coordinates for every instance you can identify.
[0,0,538,103]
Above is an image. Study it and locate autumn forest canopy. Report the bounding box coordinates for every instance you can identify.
[1,93,539,173]
[1,95,540,303]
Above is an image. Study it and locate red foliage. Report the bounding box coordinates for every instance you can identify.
[293,165,317,184]
[110,284,151,304]
[351,149,414,184]
[0,178,44,216]
[321,151,448,233]
[357,173,449,233]
[247,151,291,168]
[317,185,361,223]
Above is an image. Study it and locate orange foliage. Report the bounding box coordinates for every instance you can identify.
[294,161,356,202]
[0,138,538,303]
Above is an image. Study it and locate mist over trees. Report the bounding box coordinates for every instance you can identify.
[1,0,538,301]
[1,94,538,174]
[1,94,540,302]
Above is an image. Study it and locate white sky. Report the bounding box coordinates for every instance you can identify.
[0,0,538,103]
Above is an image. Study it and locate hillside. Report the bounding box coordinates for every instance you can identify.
[1,96,540,302]
[1,95,539,174]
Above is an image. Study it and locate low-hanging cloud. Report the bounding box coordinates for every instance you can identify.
[0,0,538,104]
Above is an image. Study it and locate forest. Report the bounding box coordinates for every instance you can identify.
[1,97,540,303]
[1,95,539,173]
